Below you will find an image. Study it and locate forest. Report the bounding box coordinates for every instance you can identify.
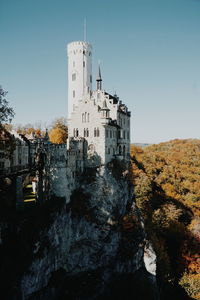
[130,139,200,299]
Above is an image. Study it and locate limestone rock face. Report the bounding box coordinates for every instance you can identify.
[144,241,157,276]
[1,162,159,299]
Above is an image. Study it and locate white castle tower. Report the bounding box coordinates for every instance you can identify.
[67,41,92,118]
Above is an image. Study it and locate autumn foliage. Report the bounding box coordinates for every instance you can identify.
[130,139,200,299]
[49,118,68,144]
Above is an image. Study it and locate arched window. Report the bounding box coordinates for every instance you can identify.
[84,128,86,137]
[76,129,79,137]
[94,128,96,137]
[73,128,76,137]
[87,113,90,122]
[86,128,89,137]
[85,112,87,122]
[82,113,85,123]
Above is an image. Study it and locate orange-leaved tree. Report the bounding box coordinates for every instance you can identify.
[49,117,68,144]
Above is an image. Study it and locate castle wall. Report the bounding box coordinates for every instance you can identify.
[69,100,106,164]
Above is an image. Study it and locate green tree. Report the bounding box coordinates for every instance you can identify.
[0,86,15,125]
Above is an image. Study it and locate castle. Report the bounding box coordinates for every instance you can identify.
[47,40,131,200]
[0,40,131,207]
[67,41,131,165]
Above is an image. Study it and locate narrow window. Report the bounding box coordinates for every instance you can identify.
[108,148,110,154]
[94,128,96,137]
[73,90,75,98]
[87,129,89,137]
[97,128,100,137]
[82,113,84,123]
[106,130,108,138]
[90,75,92,83]
[73,61,75,67]
[72,73,76,81]
[87,113,89,122]
[83,61,85,67]
[119,145,122,155]
[84,128,86,137]
[123,145,126,156]
[123,131,126,139]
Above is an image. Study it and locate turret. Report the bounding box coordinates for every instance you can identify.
[67,41,92,118]
[101,100,110,119]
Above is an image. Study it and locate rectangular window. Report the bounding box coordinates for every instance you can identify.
[90,75,92,83]
[73,90,75,98]
[83,61,85,67]
[72,73,76,81]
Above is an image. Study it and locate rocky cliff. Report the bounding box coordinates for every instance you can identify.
[0,160,158,299]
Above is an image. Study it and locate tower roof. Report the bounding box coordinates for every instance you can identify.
[101,99,110,110]
[96,65,102,82]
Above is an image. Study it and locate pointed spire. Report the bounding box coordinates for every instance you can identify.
[96,62,102,90]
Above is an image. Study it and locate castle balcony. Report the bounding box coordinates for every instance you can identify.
[101,118,112,125]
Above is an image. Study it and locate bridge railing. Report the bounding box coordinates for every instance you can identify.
[0,164,30,175]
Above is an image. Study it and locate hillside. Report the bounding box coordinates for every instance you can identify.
[130,139,200,300]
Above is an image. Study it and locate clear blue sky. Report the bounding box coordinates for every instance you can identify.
[0,0,200,143]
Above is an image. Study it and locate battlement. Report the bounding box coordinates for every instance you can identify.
[67,41,92,50]
[51,144,66,149]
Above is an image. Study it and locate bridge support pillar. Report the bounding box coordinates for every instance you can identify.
[15,175,24,210]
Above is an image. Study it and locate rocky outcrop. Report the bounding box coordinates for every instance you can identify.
[0,160,159,299]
